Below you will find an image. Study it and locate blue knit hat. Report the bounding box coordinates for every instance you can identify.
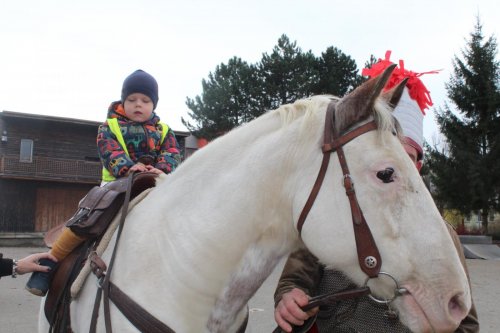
[121,70,159,109]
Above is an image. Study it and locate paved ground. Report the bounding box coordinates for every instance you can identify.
[1,247,500,332]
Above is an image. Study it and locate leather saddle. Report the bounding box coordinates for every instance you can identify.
[43,172,158,332]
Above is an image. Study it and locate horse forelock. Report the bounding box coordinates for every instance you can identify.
[374,97,404,140]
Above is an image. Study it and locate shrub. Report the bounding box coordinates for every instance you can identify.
[488,223,500,240]
[455,223,483,235]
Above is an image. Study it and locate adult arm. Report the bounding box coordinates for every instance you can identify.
[0,253,57,278]
[0,254,13,278]
[274,248,323,332]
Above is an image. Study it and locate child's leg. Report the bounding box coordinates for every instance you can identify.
[50,227,87,261]
[26,227,86,296]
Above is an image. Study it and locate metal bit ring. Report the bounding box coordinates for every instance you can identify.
[363,271,408,304]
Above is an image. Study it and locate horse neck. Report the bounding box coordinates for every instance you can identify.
[104,102,334,331]
[136,110,316,281]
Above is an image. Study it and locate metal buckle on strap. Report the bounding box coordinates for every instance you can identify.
[342,174,355,192]
[89,251,108,280]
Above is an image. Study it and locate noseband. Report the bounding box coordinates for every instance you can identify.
[297,101,382,278]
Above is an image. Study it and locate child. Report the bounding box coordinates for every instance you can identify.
[26,70,181,296]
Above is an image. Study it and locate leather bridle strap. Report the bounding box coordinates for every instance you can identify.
[333,126,382,278]
[296,104,335,234]
[297,102,382,278]
[301,286,370,312]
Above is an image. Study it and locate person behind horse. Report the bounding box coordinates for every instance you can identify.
[273,52,479,333]
[1,252,57,279]
[25,69,181,296]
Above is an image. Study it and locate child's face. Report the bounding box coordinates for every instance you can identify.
[123,93,154,122]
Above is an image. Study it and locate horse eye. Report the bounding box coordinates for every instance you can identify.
[377,168,395,183]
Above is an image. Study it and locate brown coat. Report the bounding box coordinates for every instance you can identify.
[274,223,479,332]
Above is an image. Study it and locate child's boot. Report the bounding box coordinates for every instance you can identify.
[25,258,57,296]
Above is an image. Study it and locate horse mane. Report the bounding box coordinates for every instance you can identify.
[179,94,402,174]
[275,96,332,126]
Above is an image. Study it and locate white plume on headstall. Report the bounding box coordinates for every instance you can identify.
[393,87,424,152]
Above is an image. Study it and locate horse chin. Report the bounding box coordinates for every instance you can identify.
[395,286,463,333]
[395,295,433,333]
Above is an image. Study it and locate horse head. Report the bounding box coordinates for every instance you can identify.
[297,65,471,332]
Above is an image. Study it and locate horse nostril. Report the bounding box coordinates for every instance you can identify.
[448,294,467,322]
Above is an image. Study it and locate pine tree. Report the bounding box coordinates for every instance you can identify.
[312,46,363,96]
[258,34,318,110]
[427,19,500,233]
[182,57,262,139]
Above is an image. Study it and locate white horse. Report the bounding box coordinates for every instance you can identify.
[40,67,471,333]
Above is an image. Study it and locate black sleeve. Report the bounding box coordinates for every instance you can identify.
[0,254,14,278]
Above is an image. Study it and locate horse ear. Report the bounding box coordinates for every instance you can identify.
[382,77,409,109]
[369,63,398,102]
[336,63,397,131]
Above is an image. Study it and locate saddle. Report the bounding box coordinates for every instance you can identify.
[43,172,158,333]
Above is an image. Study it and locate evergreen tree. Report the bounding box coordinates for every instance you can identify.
[258,34,318,110]
[427,19,500,233]
[182,57,262,139]
[363,55,378,72]
[184,34,363,140]
[312,46,364,96]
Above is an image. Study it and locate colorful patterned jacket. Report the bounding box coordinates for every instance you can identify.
[97,101,181,179]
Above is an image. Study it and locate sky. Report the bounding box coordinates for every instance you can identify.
[0,0,498,143]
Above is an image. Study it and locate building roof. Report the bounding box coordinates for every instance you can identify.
[1,110,100,126]
[0,110,190,136]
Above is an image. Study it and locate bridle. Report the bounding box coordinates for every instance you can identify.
[273,101,409,333]
[296,100,408,305]
[297,100,382,277]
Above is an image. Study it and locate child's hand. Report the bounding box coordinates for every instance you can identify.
[128,163,148,174]
[145,165,164,175]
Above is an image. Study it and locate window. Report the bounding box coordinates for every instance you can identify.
[20,139,33,162]
[476,212,482,227]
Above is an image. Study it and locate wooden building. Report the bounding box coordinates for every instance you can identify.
[0,111,189,236]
